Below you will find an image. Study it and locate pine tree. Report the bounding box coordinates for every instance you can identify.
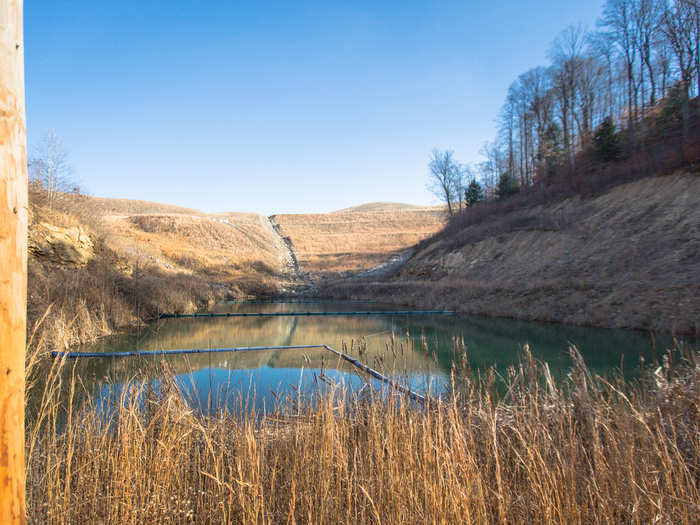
[465,179,485,206]
[593,116,621,162]
[496,171,519,200]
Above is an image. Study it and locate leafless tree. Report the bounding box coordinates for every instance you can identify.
[474,0,697,201]
[457,163,477,210]
[550,25,587,166]
[633,0,664,108]
[662,0,698,138]
[602,0,638,127]
[478,141,507,199]
[29,131,76,209]
[427,149,461,215]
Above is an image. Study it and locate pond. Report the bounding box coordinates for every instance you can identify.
[64,301,684,413]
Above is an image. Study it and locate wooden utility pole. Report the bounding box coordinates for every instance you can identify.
[0,0,28,523]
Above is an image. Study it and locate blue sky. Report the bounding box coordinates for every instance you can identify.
[25,1,603,214]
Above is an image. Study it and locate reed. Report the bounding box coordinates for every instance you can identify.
[25,341,699,524]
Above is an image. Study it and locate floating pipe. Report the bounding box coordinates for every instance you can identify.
[322,345,426,403]
[158,310,456,319]
[51,344,426,403]
[51,344,326,359]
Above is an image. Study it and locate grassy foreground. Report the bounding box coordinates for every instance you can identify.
[26,344,699,524]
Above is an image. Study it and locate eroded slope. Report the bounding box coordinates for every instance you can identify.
[272,208,445,277]
[329,174,700,334]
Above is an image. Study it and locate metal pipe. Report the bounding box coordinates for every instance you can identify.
[159,310,456,319]
[51,343,427,403]
[52,344,326,359]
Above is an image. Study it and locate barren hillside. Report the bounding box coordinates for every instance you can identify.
[272,208,446,277]
[80,195,205,216]
[103,213,286,281]
[332,202,441,213]
[27,193,447,347]
[325,173,700,334]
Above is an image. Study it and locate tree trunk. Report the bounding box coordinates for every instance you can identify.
[0,1,28,523]
[627,61,634,128]
[644,54,656,106]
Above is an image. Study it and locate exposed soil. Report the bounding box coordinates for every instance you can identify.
[271,207,445,279]
[322,173,700,335]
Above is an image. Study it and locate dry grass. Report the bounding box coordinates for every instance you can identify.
[332,202,441,213]
[273,209,445,276]
[78,195,206,217]
[25,340,700,524]
[104,214,284,279]
[26,196,287,351]
[326,173,700,335]
[27,249,232,352]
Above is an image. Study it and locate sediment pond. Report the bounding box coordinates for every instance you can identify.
[65,301,686,412]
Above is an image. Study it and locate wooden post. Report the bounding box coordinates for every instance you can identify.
[0,1,28,523]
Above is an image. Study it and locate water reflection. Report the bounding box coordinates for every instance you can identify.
[69,301,687,412]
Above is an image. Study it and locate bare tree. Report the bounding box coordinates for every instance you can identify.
[662,0,698,139]
[589,31,621,120]
[633,0,663,108]
[550,25,587,167]
[602,0,638,127]
[29,131,75,209]
[478,0,697,199]
[478,140,507,199]
[427,149,461,215]
[457,163,476,210]
[692,0,700,97]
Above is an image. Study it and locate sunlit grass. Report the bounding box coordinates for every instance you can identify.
[25,339,699,524]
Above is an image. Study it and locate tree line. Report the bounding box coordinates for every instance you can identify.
[430,0,699,213]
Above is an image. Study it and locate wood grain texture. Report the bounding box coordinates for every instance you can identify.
[0,1,27,522]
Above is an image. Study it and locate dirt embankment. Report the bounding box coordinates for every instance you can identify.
[27,202,290,350]
[272,207,445,279]
[324,174,700,335]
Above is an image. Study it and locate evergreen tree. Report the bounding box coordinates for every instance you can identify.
[465,179,485,206]
[593,116,621,162]
[496,171,519,200]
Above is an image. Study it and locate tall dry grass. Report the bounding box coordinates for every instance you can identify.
[27,252,232,352]
[25,340,699,524]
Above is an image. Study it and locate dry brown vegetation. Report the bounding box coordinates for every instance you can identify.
[326,173,700,335]
[26,192,446,352]
[273,207,445,277]
[27,252,232,352]
[78,195,206,217]
[106,213,283,280]
[25,341,700,524]
[332,201,436,213]
[26,196,283,353]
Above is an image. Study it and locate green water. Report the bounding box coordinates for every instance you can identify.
[67,301,685,412]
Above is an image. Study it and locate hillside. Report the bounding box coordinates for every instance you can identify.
[27,194,445,348]
[272,208,445,277]
[102,213,286,281]
[80,195,205,216]
[96,200,445,283]
[324,173,700,335]
[332,202,440,213]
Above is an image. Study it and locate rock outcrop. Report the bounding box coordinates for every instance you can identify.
[29,223,94,267]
